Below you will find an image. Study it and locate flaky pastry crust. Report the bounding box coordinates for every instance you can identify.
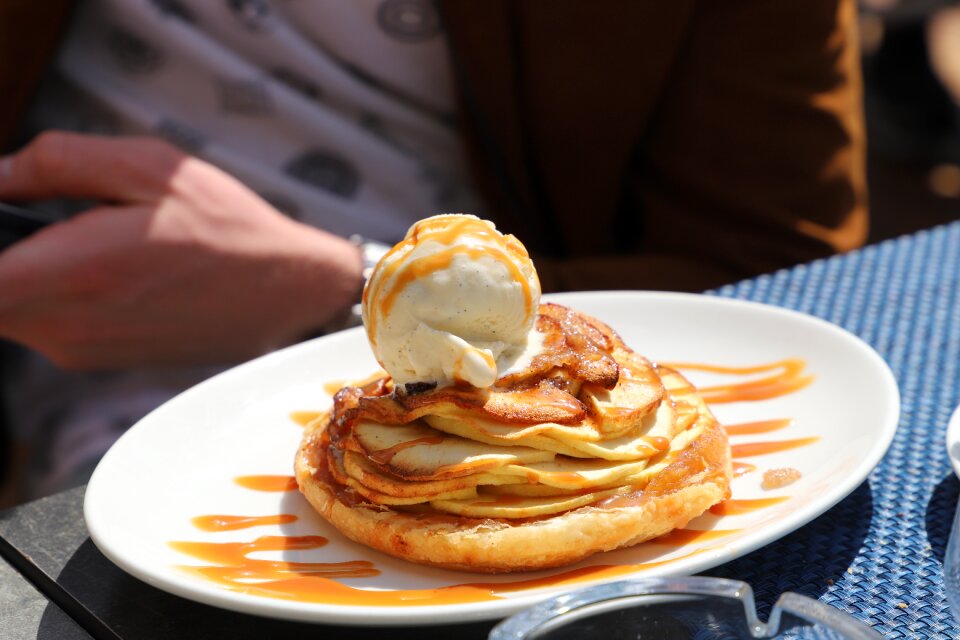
[294,305,731,573]
[295,416,728,572]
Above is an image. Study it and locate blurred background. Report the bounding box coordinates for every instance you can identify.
[862,0,960,240]
[1,0,959,511]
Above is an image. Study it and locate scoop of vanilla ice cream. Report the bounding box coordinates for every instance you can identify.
[362,214,542,388]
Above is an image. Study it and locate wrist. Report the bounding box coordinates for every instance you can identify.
[321,236,390,333]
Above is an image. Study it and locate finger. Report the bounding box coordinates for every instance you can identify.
[0,131,188,203]
[0,203,148,306]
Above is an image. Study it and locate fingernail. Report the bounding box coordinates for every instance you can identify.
[0,156,11,182]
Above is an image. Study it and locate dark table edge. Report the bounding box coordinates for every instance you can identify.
[0,532,121,640]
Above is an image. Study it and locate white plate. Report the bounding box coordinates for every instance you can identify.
[84,291,900,626]
[947,404,960,478]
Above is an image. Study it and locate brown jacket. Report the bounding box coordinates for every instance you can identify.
[0,0,866,293]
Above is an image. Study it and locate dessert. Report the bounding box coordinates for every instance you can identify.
[362,213,542,389]
[295,215,731,573]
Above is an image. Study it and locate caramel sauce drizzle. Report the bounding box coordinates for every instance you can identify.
[175,358,819,607]
[368,436,444,465]
[172,568,502,606]
[654,528,741,546]
[730,437,820,458]
[663,359,813,403]
[732,461,758,477]
[192,514,298,532]
[363,216,536,347]
[170,535,384,602]
[233,475,298,492]
[643,436,670,452]
[496,386,587,421]
[709,497,790,516]
[170,538,715,606]
[379,245,532,322]
[289,411,323,428]
[323,381,344,395]
[724,419,793,436]
[432,458,503,477]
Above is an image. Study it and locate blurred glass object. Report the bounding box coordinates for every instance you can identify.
[489,577,883,640]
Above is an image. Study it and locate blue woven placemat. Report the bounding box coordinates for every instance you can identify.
[703,221,960,638]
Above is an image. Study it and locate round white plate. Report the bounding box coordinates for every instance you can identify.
[946,404,960,478]
[84,291,900,626]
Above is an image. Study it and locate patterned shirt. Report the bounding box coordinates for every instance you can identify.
[29,0,481,240]
[8,0,482,500]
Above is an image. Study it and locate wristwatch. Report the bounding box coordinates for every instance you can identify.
[352,234,391,285]
[344,235,391,329]
[318,235,390,334]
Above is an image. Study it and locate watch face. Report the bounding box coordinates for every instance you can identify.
[363,239,392,263]
[360,239,392,273]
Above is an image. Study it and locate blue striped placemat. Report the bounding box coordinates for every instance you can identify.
[704,222,960,638]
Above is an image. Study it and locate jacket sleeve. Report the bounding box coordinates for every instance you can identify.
[0,0,75,151]
[536,0,868,293]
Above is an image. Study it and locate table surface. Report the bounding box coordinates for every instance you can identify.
[4,222,960,639]
[0,532,91,640]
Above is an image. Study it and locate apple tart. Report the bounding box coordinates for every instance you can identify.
[295,303,731,573]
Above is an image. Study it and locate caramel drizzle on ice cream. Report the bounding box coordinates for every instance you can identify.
[363,215,538,355]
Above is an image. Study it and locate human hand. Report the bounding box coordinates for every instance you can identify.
[0,131,363,370]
